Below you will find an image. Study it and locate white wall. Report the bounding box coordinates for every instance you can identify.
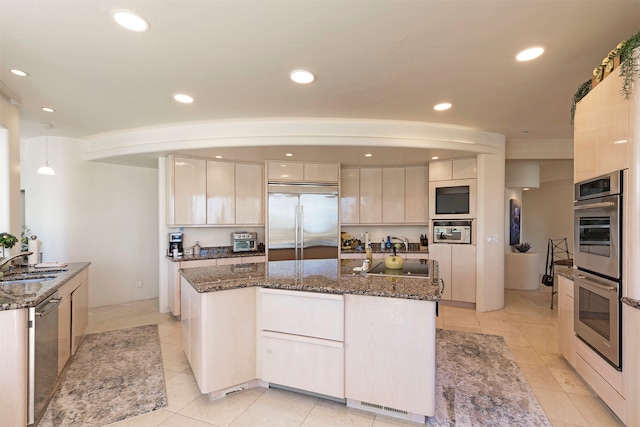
[21,136,159,308]
[0,96,22,248]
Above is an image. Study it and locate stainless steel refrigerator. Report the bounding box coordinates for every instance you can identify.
[267,183,339,261]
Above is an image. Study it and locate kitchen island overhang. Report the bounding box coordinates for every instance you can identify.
[179,258,439,423]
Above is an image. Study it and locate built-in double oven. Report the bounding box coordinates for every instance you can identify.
[573,170,623,370]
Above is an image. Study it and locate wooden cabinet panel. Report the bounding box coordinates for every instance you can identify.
[428,244,452,300]
[344,294,436,416]
[452,158,477,179]
[207,161,235,225]
[382,167,405,223]
[173,156,207,225]
[574,92,598,182]
[304,162,339,182]
[405,166,428,223]
[428,160,452,181]
[58,294,71,374]
[451,245,476,303]
[359,168,382,223]
[557,275,576,367]
[340,168,360,224]
[597,72,630,175]
[0,309,28,427]
[267,161,304,181]
[71,277,89,355]
[235,163,264,225]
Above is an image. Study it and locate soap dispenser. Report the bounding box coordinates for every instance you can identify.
[385,236,392,250]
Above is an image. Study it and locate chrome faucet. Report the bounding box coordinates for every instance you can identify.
[0,251,33,275]
[390,236,409,252]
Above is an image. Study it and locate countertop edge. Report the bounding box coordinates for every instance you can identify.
[622,297,640,310]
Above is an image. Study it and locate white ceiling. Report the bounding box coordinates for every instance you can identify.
[1,0,639,166]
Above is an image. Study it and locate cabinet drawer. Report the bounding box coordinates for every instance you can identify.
[261,332,344,398]
[260,289,343,341]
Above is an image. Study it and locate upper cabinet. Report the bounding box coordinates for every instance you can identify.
[267,161,339,183]
[167,155,264,226]
[428,158,477,220]
[340,166,428,225]
[574,72,631,182]
[429,158,476,181]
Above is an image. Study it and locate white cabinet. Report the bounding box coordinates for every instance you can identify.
[344,294,436,417]
[259,289,344,398]
[71,276,89,355]
[235,163,264,225]
[57,292,72,375]
[557,275,576,368]
[429,158,476,181]
[0,308,28,427]
[206,161,235,224]
[267,161,339,183]
[428,244,476,303]
[359,168,383,224]
[57,267,89,371]
[405,165,429,223]
[169,156,207,225]
[382,167,405,223]
[181,279,256,394]
[340,168,360,224]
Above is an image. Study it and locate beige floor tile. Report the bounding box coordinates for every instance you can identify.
[302,398,375,426]
[159,413,217,426]
[493,331,532,349]
[518,363,564,391]
[372,414,423,426]
[526,334,561,355]
[477,318,522,334]
[517,322,557,338]
[164,372,203,413]
[231,387,317,426]
[567,394,624,426]
[106,408,174,426]
[548,368,594,396]
[178,387,264,426]
[510,345,546,366]
[532,388,589,426]
[539,353,573,370]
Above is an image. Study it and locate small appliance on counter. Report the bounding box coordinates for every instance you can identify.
[168,232,184,258]
[232,231,258,253]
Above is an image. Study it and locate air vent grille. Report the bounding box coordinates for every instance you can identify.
[360,401,408,415]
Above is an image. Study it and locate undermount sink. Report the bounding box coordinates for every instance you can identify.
[0,275,57,285]
[367,261,430,278]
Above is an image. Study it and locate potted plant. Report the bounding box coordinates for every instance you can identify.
[0,232,19,258]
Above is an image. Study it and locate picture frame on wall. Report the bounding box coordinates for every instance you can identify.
[509,198,521,246]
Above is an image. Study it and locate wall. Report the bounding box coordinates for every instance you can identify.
[21,136,159,307]
[0,95,21,248]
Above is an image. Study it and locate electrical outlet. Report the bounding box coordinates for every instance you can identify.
[136,280,143,288]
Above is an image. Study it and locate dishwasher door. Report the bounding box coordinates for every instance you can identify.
[28,292,61,426]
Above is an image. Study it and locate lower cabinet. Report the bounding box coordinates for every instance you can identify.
[57,267,90,372]
[181,280,256,394]
[0,308,29,427]
[259,288,344,398]
[557,275,576,367]
[428,244,476,303]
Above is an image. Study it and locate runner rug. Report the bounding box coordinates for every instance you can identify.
[40,324,167,426]
[428,329,551,426]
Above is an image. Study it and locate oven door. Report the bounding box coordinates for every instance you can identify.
[574,271,620,369]
[573,194,620,279]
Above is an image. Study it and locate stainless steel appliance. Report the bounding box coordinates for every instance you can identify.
[267,183,339,261]
[28,292,61,426]
[573,171,622,279]
[232,231,258,253]
[432,220,472,244]
[168,232,184,258]
[573,170,623,369]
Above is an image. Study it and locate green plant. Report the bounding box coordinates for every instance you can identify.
[617,30,640,99]
[0,232,18,249]
[570,79,592,125]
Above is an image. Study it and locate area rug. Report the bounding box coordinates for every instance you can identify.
[39,324,167,426]
[428,329,551,427]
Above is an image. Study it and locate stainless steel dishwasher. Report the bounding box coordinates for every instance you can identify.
[28,292,61,426]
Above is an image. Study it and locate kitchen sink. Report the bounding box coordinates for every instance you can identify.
[0,275,57,285]
[367,261,430,278]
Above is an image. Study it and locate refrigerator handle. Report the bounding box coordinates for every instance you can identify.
[300,204,304,260]
[294,205,299,260]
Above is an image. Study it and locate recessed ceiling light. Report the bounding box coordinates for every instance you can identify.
[516,47,544,62]
[365,153,373,157]
[290,69,315,84]
[173,94,194,104]
[434,103,452,111]
[523,187,530,191]
[41,107,55,112]
[522,130,531,134]
[285,153,293,157]
[215,155,223,159]
[431,156,439,160]
[111,9,150,32]
[10,69,28,77]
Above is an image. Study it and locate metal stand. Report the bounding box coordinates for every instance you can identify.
[544,238,573,309]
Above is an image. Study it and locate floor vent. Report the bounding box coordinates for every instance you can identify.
[222,384,248,397]
[360,401,408,415]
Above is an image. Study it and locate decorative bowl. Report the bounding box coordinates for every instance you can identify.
[514,242,531,253]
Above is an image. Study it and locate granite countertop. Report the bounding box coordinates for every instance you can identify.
[180,258,441,301]
[0,262,91,311]
[167,246,266,263]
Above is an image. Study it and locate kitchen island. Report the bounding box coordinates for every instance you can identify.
[179,258,440,423]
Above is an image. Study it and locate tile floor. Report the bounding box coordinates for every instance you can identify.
[86,286,625,427]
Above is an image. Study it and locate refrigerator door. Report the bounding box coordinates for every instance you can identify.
[268,192,300,261]
[300,193,338,260]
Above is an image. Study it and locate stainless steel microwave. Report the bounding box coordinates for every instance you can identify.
[232,231,258,252]
[432,220,472,244]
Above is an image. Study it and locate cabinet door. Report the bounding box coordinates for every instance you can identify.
[451,245,476,303]
[168,261,181,317]
[382,168,405,223]
[71,278,89,355]
[304,163,339,182]
[340,168,360,224]
[557,275,576,367]
[189,287,202,387]
[428,244,452,300]
[359,168,382,224]
[180,277,191,361]
[452,158,477,179]
[236,163,264,225]
[405,166,428,223]
[428,160,452,181]
[207,161,235,225]
[597,72,630,175]
[58,294,72,374]
[174,157,207,225]
[574,90,598,182]
[267,161,304,181]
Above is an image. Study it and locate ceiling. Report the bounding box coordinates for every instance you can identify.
[1,0,639,166]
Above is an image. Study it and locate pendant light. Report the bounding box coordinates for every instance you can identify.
[37,124,55,176]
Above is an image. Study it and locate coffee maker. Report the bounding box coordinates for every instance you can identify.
[168,232,184,258]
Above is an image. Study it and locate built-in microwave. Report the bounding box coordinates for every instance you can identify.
[432,220,472,244]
